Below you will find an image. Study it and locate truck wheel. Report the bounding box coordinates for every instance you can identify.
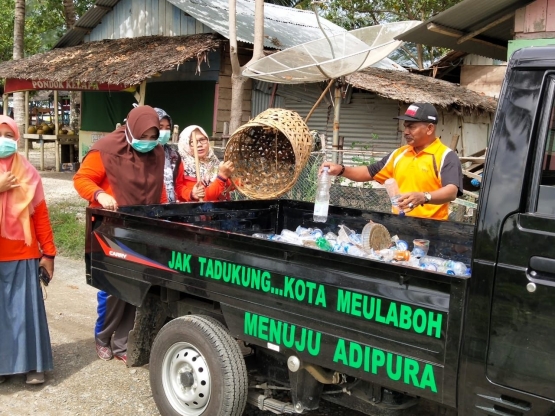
[150,315,248,416]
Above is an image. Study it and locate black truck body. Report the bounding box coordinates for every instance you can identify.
[85,47,555,416]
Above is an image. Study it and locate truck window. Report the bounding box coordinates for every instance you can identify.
[537,103,555,215]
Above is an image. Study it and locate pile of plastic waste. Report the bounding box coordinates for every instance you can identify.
[252,225,470,277]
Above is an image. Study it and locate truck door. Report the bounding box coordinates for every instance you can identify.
[487,77,555,400]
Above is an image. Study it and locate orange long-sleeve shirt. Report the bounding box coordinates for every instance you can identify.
[181,175,232,202]
[174,160,185,202]
[73,151,167,207]
[0,199,57,261]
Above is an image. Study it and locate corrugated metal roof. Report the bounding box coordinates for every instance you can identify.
[395,0,536,61]
[55,0,345,50]
[55,0,121,48]
[167,0,346,49]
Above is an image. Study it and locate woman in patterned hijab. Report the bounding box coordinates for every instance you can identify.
[177,125,234,201]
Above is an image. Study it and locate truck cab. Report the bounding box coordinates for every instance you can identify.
[457,46,555,415]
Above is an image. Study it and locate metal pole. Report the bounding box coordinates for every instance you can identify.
[332,81,342,164]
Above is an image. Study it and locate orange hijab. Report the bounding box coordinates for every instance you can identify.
[0,116,44,245]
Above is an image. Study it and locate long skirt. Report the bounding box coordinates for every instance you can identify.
[0,259,53,375]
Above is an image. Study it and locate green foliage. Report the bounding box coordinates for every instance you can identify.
[337,137,377,189]
[48,200,87,259]
[321,0,462,67]
[0,0,93,63]
[264,0,311,8]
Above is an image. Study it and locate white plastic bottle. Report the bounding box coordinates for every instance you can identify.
[419,256,469,276]
[313,167,332,222]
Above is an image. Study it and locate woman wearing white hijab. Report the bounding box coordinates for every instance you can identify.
[178,125,234,201]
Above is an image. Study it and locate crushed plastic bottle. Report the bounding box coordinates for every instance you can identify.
[344,244,370,258]
[315,237,334,252]
[419,256,469,276]
[295,226,311,236]
[396,240,409,251]
[280,229,302,245]
[252,233,272,239]
[313,167,332,222]
[310,228,324,239]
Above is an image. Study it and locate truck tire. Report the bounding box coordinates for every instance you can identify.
[150,315,248,416]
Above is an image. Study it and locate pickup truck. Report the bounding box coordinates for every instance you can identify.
[85,46,555,416]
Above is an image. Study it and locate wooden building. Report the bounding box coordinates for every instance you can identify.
[0,0,345,162]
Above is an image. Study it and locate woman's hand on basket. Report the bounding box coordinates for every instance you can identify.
[319,162,343,176]
[192,182,206,200]
[218,161,234,180]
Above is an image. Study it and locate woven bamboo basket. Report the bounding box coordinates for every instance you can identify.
[224,108,313,199]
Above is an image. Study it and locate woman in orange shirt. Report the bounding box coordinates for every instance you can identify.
[178,125,235,201]
[0,115,56,385]
[74,105,166,365]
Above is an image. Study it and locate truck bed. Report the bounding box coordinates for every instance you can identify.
[86,199,475,407]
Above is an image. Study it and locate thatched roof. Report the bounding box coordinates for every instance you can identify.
[347,67,497,114]
[0,34,221,86]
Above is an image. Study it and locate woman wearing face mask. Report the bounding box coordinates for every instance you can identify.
[153,108,186,202]
[73,105,166,365]
[178,125,235,202]
[0,115,56,385]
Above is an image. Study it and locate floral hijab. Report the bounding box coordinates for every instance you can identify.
[154,107,180,202]
[178,125,220,185]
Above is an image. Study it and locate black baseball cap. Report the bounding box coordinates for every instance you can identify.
[394,103,438,124]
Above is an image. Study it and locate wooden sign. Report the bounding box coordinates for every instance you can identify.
[4,78,133,93]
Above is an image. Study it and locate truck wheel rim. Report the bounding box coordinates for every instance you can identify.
[162,342,211,415]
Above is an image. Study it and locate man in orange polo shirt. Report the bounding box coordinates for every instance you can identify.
[322,103,463,220]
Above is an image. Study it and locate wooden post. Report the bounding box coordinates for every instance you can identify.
[39,135,44,171]
[55,137,60,172]
[24,136,29,160]
[306,78,334,123]
[2,94,8,115]
[54,90,59,135]
[54,90,60,171]
[172,124,179,143]
[24,91,29,132]
[134,81,147,105]
[192,133,203,202]
[24,90,29,159]
[449,134,460,151]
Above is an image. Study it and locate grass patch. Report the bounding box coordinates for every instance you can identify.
[48,200,88,259]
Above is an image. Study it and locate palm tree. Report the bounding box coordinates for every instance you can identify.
[62,0,79,132]
[62,0,76,27]
[13,0,25,141]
